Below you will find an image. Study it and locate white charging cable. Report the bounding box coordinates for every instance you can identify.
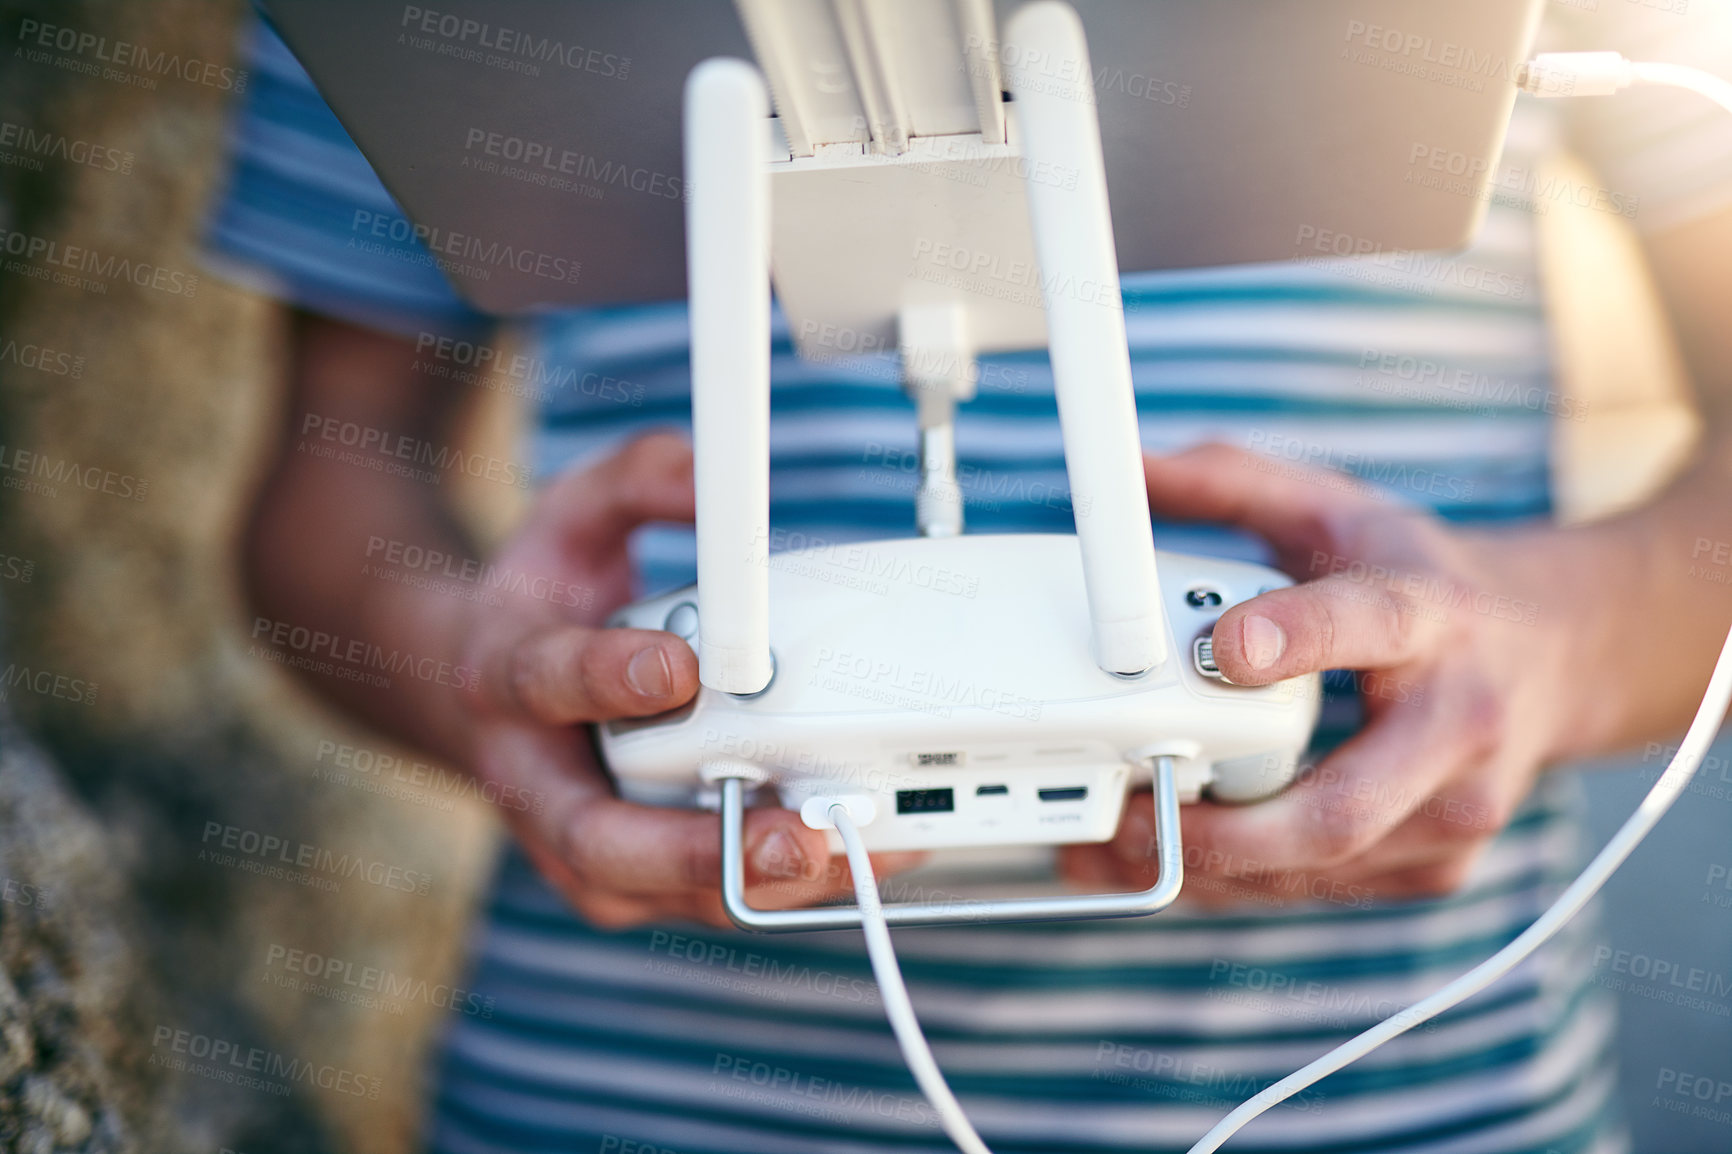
[1521,51,1732,111]
[1181,55,1732,1150]
[834,621,1732,1154]
[822,54,1732,1154]
[829,800,995,1154]
[1185,622,1732,1151]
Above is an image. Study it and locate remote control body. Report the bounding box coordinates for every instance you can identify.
[601,533,1319,853]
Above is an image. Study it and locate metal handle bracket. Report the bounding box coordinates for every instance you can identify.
[719,758,1185,931]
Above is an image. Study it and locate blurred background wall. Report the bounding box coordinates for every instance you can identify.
[0,1,1726,1153]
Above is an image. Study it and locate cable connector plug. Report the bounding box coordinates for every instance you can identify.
[1518,51,1633,98]
[800,794,877,830]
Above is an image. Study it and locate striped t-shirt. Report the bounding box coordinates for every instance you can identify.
[207,18,1642,1154]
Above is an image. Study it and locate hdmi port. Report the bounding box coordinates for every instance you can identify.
[1038,787,1088,802]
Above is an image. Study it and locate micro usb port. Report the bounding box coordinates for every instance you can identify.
[1037,786,1088,802]
[975,784,1009,796]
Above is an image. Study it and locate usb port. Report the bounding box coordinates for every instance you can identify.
[896,788,955,815]
[1038,787,1088,802]
[975,784,1009,796]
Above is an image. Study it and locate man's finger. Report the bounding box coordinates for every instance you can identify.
[1096,782,1496,907]
[1143,443,1390,555]
[1181,701,1468,870]
[743,848,932,914]
[1208,574,1443,686]
[477,721,842,910]
[1057,844,1135,891]
[540,431,696,547]
[485,622,699,725]
[559,796,833,900]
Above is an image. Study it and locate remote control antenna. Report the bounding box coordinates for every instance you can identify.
[1005,1,1167,675]
[686,59,774,694]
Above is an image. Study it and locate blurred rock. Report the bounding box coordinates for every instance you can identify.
[0,1,500,1150]
[0,694,162,1154]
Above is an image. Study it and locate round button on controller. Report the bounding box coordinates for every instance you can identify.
[662,601,699,640]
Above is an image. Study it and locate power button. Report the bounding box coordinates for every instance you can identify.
[663,601,700,641]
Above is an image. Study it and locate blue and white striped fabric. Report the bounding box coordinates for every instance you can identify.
[207,17,1634,1154]
[529,208,1560,594]
[205,19,489,339]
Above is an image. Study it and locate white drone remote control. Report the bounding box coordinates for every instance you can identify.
[597,6,1320,929]
[603,537,1318,853]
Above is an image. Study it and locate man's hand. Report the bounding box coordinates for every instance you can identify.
[249,313,923,930]
[445,433,920,928]
[1062,443,1600,908]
